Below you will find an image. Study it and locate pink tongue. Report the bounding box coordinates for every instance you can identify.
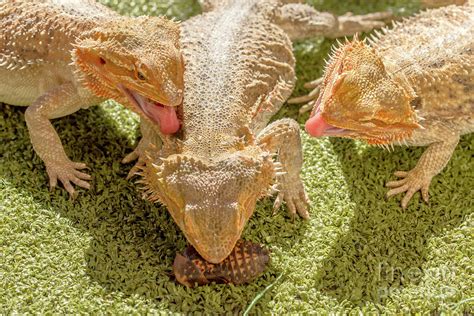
[305,113,334,137]
[146,103,180,134]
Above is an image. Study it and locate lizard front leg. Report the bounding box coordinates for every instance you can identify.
[386,135,460,209]
[122,117,163,179]
[257,118,310,219]
[24,83,99,196]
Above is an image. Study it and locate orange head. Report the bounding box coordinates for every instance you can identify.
[73,16,184,134]
[305,38,421,144]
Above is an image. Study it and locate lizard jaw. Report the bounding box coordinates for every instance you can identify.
[306,102,348,137]
[305,111,415,145]
[305,112,348,137]
[118,84,181,135]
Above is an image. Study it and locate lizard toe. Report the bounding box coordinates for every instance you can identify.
[386,168,434,209]
[386,183,409,198]
[73,170,91,180]
[394,171,409,178]
[386,178,408,188]
[401,187,418,210]
[287,86,320,104]
[45,160,92,195]
[48,174,58,191]
[421,185,430,203]
[60,178,76,197]
[303,78,323,90]
[299,103,314,114]
[70,177,91,190]
[273,193,284,212]
[295,198,310,219]
[286,199,297,217]
[72,162,89,170]
[126,160,145,180]
[122,150,139,164]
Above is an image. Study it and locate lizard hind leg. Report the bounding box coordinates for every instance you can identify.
[257,118,310,219]
[273,3,392,41]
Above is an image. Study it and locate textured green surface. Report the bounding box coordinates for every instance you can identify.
[1,0,473,314]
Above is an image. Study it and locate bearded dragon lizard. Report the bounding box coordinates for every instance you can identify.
[296,4,473,209]
[129,0,392,263]
[0,0,184,195]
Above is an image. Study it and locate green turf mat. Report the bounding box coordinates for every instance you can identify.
[1,0,472,314]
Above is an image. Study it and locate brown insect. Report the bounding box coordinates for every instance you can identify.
[172,240,270,287]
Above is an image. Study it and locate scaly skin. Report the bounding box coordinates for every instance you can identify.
[297,5,473,209]
[131,0,392,263]
[0,0,183,195]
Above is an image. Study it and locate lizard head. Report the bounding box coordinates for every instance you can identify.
[72,16,184,135]
[141,148,275,263]
[305,38,420,145]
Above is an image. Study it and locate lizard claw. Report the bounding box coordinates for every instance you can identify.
[122,148,145,180]
[122,136,161,180]
[122,141,147,179]
[272,192,283,213]
[122,150,139,164]
[273,178,310,219]
[126,159,145,180]
[46,160,91,197]
[385,168,433,209]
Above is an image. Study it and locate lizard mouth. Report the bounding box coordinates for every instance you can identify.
[305,112,348,137]
[305,108,411,144]
[305,103,348,137]
[118,84,181,135]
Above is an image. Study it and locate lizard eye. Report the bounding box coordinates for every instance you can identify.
[99,57,106,65]
[136,70,146,81]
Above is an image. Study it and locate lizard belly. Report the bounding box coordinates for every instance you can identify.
[0,63,76,106]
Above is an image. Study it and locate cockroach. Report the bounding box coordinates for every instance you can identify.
[173,240,270,287]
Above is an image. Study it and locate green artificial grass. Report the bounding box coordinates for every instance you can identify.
[1,0,473,314]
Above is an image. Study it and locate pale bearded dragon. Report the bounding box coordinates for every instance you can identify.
[294,4,473,209]
[0,0,184,195]
[131,0,392,263]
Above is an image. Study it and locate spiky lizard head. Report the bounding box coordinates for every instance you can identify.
[140,146,275,263]
[72,16,184,134]
[305,38,421,145]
